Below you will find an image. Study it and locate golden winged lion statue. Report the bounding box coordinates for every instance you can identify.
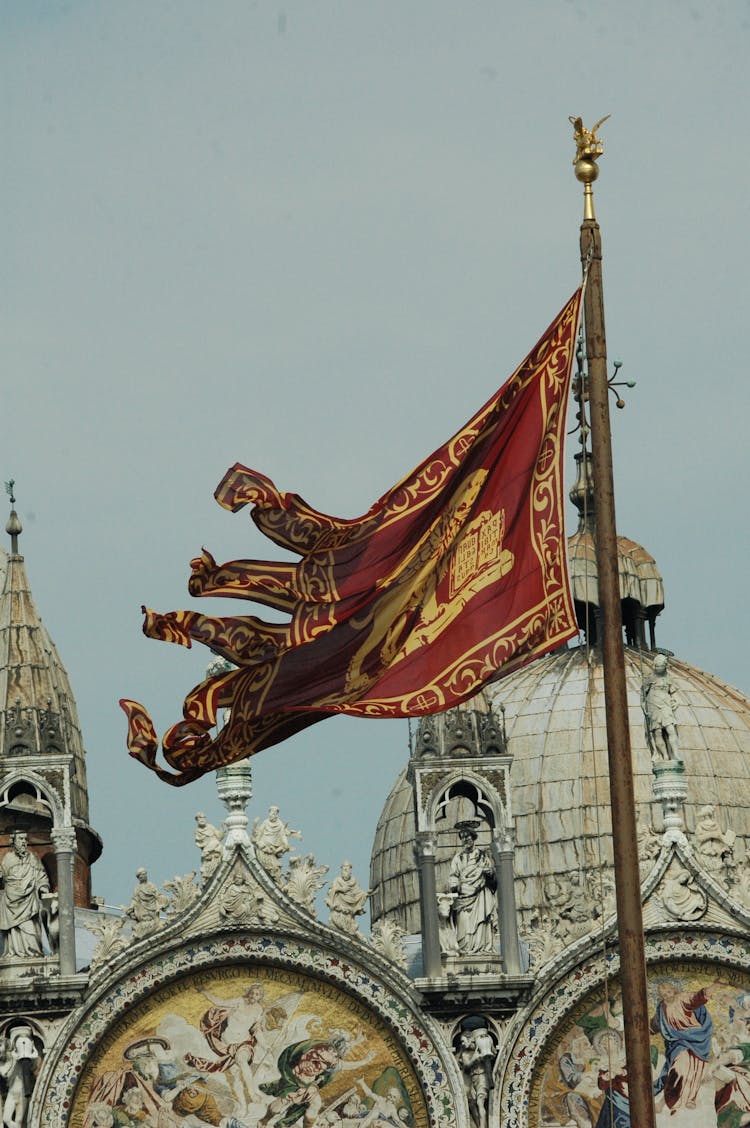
[569,114,610,163]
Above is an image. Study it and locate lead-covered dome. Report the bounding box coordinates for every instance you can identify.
[370,645,750,938]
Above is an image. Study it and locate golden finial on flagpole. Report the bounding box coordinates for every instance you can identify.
[569,114,610,221]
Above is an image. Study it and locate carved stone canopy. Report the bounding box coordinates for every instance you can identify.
[414,697,507,760]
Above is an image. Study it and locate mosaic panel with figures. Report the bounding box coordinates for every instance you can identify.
[528,960,750,1128]
[70,963,429,1128]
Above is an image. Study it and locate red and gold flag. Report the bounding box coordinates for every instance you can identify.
[121,288,582,784]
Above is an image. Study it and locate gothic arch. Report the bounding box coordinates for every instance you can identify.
[0,769,64,827]
[427,770,508,838]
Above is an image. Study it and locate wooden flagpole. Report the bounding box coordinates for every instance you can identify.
[571,116,657,1128]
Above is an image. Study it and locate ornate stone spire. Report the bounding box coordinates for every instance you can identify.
[0,493,101,918]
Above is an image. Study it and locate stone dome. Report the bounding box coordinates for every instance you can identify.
[370,644,750,938]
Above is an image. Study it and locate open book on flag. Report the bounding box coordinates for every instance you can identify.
[121,287,583,785]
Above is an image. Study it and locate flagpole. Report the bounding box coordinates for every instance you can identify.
[572,118,657,1128]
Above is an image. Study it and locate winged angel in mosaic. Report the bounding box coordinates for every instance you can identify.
[81,973,419,1128]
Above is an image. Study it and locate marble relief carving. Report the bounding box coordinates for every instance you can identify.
[693,805,737,887]
[370,919,407,968]
[283,855,328,916]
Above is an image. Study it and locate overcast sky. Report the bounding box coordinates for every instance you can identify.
[2,1,748,909]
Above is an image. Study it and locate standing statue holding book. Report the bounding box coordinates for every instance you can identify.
[447,821,497,955]
[0,831,50,960]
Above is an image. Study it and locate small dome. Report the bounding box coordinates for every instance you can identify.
[567,450,664,648]
[567,530,664,612]
[370,645,750,937]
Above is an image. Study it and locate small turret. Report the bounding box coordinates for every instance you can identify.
[566,447,664,648]
[0,485,101,975]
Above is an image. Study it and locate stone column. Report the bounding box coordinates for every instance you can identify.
[51,826,77,977]
[217,762,253,852]
[491,831,522,975]
[652,760,688,848]
[414,831,441,978]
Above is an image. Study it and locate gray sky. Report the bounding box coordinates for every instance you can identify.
[3,0,749,908]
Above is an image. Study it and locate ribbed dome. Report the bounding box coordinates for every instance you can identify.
[370,644,750,937]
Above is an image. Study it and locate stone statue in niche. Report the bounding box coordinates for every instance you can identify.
[194,812,224,882]
[457,1018,495,1128]
[325,861,370,936]
[251,805,301,884]
[641,653,680,760]
[0,831,50,960]
[0,1025,40,1128]
[447,821,497,955]
[123,867,168,941]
